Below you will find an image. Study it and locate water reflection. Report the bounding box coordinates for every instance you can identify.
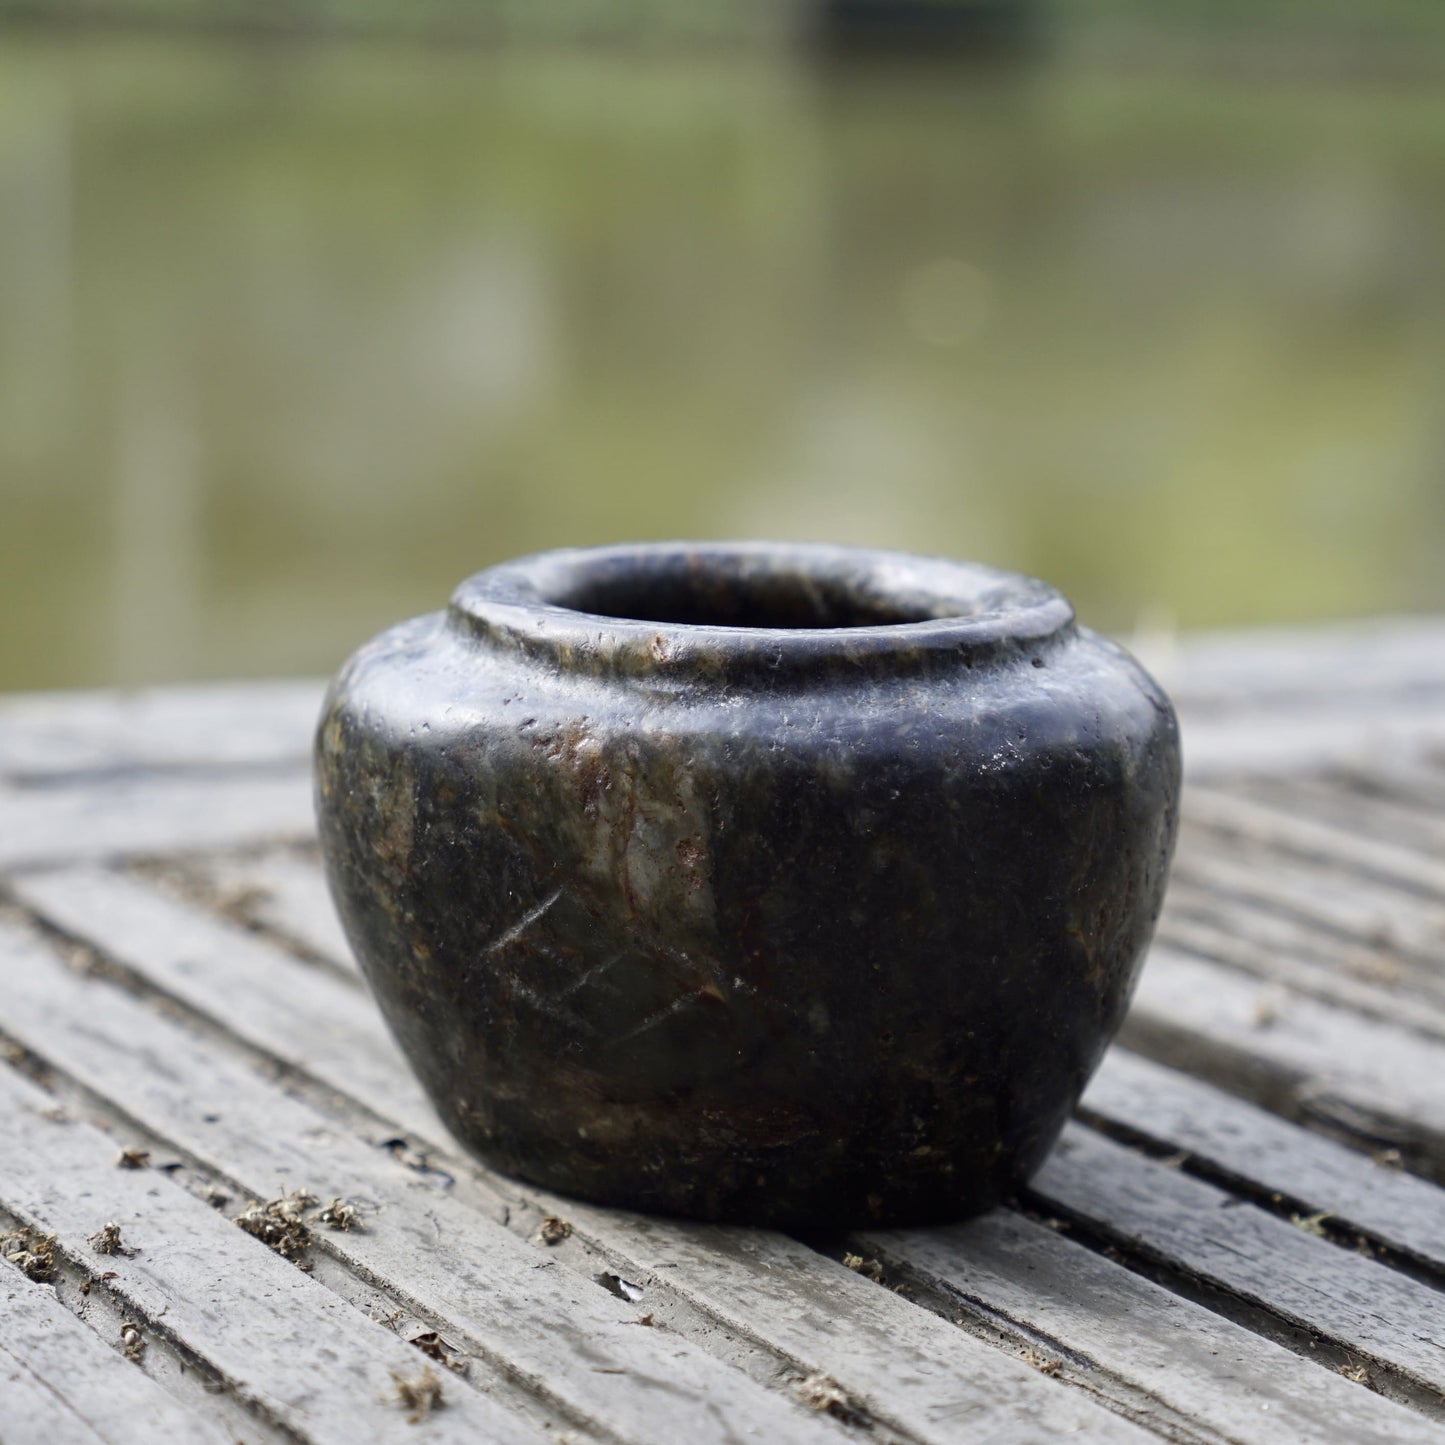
[1,35,1442,690]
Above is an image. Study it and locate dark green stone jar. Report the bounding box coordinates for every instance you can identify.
[315,543,1180,1226]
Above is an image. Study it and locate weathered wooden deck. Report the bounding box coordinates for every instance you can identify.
[3,615,1445,1444]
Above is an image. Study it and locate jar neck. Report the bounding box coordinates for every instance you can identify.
[447,542,1076,687]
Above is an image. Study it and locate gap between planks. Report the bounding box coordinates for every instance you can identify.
[95,842,1445,1193]
[1020,1126,1445,1416]
[2,867,1445,1445]
[1122,944,1445,1182]
[0,1066,546,1445]
[131,842,1445,1186]
[1081,1050,1445,1282]
[0,1266,236,1445]
[0,916,1153,1445]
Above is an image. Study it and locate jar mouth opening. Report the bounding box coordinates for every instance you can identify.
[449,542,1075,680]
[548,559,955,632]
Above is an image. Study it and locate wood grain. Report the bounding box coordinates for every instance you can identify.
[1030,1124,1445,1407]
[0,1068,545,1445]
[1123,946,1445,1175]
[861,1210,1443,1445]
[0,920,854,1445]
[0,1270,234,1445]
[1082,1050,1445,1277]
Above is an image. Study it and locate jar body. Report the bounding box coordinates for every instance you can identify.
[315,545,1179,1225]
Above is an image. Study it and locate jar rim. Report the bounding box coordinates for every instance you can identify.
[448,542,1075,681]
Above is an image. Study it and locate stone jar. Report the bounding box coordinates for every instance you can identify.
[315,543,1180,1226]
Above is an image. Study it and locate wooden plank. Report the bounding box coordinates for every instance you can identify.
[73,838,1445,1433]
[0,909,1155,1443]
[1123,946,1445,1174]
[8,866,444,1145]
[1172,834,1445,975]
[0,772,315,871]
[1247,775,1445,860]
[1169,615,1445,706]
[188,849,359,975]
[1182,785,1445,902]
[1332,757,1445,814]
[0,1069,544,1445]
[1081,1050,1445,1277]
[1157,899,1445,1042]
[0,1270,234,1445]
[1163,866,1440,987]
[858,1211,1444,1445]
[1177,701,1445,781]
[0,920,854,1445]
[1030,1124,1445,1408]
[542,1202,1155,1444]
[0,680,322,779]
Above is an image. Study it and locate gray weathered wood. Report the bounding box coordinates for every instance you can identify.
[7,648,1445,1445]
[1031,1124,1445,1406]
[1248,775,1445,860]
[0,906,1156,1442]
[1169,616,1445,700]
[0,1069,544,1445]
[0,1270,234,1445]
[0,772,315,871]
[541,1202,1154,1444]
[1183,785,1445,902]
[1177,701,1445,780]
[9,866,444,1145]
[0,920,854,1445]
[1332,757,1445,814]
[1082,1049,1445,1277]
[190,849,358,975]
[0,680,322,779]
[1157,899,1445,1042]
[860,1210,1444,1445]
[1172,834,1445,978]
[1123,946,1445,1172]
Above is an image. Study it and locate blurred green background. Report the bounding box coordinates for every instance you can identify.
[3,4,1445,691]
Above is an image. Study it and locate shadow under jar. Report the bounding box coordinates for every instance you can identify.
[315,542,1180,1226]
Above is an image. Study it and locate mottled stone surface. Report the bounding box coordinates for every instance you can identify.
[315,543,1180,1226]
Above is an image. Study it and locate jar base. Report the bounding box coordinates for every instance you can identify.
[443,1114,1060,1229]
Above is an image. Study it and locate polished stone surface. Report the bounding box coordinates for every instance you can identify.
[315,543,1180,1225]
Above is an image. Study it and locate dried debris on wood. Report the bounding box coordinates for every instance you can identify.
[202,1184,231,1211]
[597,1272,644,1303]
[234,1190,319,1266]
[842,1251,885,1284]
[410,1330,469,1374]
[121,1320,146,1362]
[1290,1211,1332,1238]
[78,1271,119,1297]
[1337,1359,1370,1385]
[115,1147,151,1170]
[65,943,103,976]
[316,1197,366,1232]
[794,1372,868,1426]
[2,1227,57,1283]
[536,1215,571,1246]
[217,883,271,929]
[1022,1345,1063,1376]
[390,1365,446,1423]
[87,1221,138,1257]
[1251,990,1285,1029]
[379,1137,454,1188]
